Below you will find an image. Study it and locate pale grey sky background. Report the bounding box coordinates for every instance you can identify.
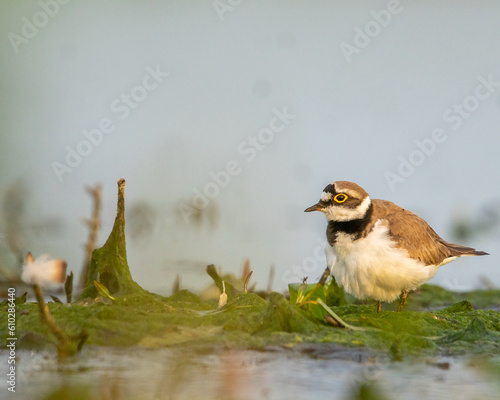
[1,1,499,295]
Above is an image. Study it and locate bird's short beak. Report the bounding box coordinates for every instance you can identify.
[304,202,325,212]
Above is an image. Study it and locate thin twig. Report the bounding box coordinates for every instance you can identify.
[79,184,102,290]
[318,265,331,286]
[242,259,251,281]
[65,271,73,303]
[33,284,70,347]
[172,274,181,295]
[267,265,275,293]
[244,271,253,293]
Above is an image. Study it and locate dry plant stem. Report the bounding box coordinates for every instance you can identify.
[244,271,253,293]
[65,271,73,303]
[33,284,70,347]
[79,184,102,290]
[325,314,340,327]
[397,290,408,312]
[267,265,275,293]
[172,274,181,295]
[3,183,27,268]
[318,265,331,286]
[242,259,251,281]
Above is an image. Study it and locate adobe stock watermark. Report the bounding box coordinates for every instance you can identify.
[213,0,243,21]
[340,0,406,64]
[6,288,17,393]
[281,237,328,284]
[51,64,169,182]
[385,74,500,192]
[442,277,470,293]
[7,0,71,54]
[179,107,296,224]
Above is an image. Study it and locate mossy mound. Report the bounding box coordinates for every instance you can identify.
[80,179,149,299]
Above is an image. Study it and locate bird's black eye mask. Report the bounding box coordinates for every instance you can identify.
[322,184,336,195]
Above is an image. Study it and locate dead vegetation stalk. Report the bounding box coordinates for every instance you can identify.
[79,184,102,291]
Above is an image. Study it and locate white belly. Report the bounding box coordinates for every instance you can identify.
[325,221,440,302]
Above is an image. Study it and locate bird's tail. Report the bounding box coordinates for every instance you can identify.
[444,242,489,257]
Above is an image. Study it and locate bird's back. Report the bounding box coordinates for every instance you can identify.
[370,199,487,266]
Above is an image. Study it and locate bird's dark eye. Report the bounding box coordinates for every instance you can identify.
[334,194,348,203]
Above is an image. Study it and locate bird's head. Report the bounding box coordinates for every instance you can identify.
[305,181,371,222]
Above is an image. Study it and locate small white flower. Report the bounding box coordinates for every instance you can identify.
[22,253,67,289]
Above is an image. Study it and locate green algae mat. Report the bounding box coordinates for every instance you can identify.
[5,284,500,358]
[1,179,499,360]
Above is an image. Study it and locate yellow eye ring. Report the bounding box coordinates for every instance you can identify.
[334,193,348,203]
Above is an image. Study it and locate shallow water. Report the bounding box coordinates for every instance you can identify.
[2,346,498,400]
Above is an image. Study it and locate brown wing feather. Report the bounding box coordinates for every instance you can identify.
[370,200,458,265]
[442,241,489,257]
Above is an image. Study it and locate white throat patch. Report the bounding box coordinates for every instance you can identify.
[323,196,371,222]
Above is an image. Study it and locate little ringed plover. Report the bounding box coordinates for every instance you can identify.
[305,181,488,312]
